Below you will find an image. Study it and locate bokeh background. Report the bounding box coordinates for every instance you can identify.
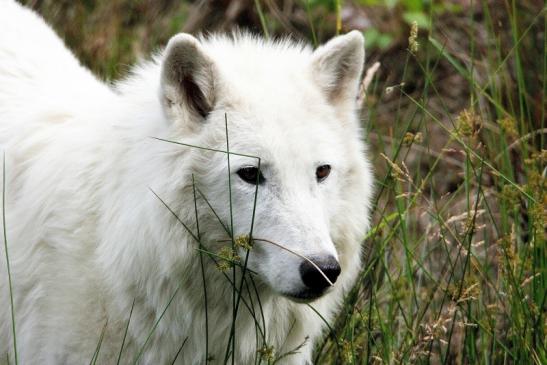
[18,1,546,364]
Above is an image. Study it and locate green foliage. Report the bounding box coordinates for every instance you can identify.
[364,28,394,50]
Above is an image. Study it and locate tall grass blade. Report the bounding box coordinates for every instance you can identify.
[89,320,108,365]
[2,153,18,365]
[116,298,135,365]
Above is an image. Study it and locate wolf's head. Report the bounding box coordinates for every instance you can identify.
[159,32,373,302]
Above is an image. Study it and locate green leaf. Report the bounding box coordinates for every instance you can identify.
[401,0,423,11]
[363,28,394,50]
[402,11,430,29]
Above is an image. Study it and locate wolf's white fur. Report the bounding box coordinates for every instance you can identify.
[0,1,373,364]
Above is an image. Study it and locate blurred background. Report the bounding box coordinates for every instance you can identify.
[18,1,546,364]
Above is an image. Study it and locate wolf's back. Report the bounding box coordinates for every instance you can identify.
[0,0,113,144]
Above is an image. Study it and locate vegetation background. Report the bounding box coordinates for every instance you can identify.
[17,0,545,363]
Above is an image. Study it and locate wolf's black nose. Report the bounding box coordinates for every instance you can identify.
[299,255,341,293]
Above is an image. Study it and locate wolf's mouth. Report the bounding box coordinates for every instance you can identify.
[281,288,331,303]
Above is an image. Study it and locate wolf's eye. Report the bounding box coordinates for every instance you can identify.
[237,167,265,185]
[316,164,331,182]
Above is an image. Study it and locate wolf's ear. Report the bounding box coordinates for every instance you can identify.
[160,34,216,123]
[310,31,365,106]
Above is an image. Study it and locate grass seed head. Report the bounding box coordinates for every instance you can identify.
[498,116,518,139]
[234,234,253,250]
[408,20,419,53]
[216,246,241,272]
[403,131,423,146]
[456,109,482,138]
[257,345,275,361]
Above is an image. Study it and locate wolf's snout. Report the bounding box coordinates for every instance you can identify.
[299,256,341,293]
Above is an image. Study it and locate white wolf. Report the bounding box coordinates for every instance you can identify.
[0,1,373,364]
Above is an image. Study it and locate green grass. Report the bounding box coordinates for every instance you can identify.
[312,3,545,363]
[5,1,546,364]
[3,154,18,365]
